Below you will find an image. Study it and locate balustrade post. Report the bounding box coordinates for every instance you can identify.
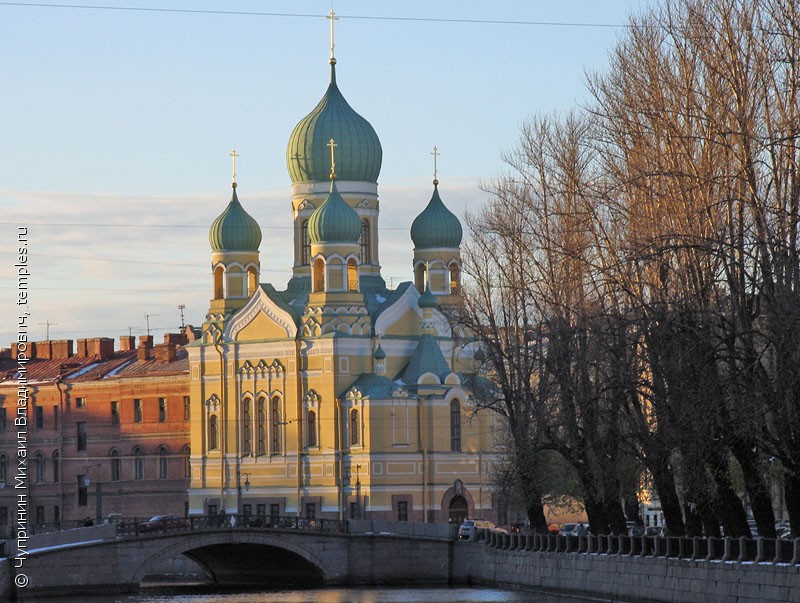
[738,536,747,563]
[792,538,800,565]
[756,537,764,563]
[723,537,731,562]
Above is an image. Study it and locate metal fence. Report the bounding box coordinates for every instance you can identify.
[113,514,347,538]
[476,529,800,564]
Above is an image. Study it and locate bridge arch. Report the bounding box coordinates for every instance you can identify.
[131,531,333,586]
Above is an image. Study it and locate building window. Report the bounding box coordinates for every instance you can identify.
[449,262,461,292]
[53,405,59,428]
[77,475,88,506]
[75,397,86,409]
[415,263,426,292]
[133,448,144,480]
[0,455,7,484]
[77,422,87,451]
[347,258,359,291]
[52,450,60,482]
[349,502,358,520]
[111,401,120,425]
[54,505,60,525]
[350,409,359,446]
[359,219,371,264]
[35,406,44,429]
[305,503,316,519]
[0,507,7,526]
[243,400,252,456]
[183,396,191,421]
[133,399,142,423]
[271,398,282,454]
[257,398,266,455]
[0,408,6,430]
[34,452,44,483]
[247,267,258,296]
[301,220,311,265]
[110,449,120,482]
[183,446,191,478]
[158,446,168,479]
[242,503,252,517]
[397,501,408,522]
[209,415,218,450]
[312,258,325,292]
[269,503,280,524]
[158,397,167,422]
[450,400,461,452]
[36,506,45,527]
[307,410,317,447]
[214,265,224,299]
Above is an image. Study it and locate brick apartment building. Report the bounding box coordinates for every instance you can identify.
[0,333,191,531]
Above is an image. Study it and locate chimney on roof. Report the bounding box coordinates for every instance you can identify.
[12,342,35,359]
[76,338,114,360]
[137,335,154,361]
[49,340,74,359]
[184,325,201,342]
[36,340,52,359]
[153,343,177,364]
[163,332,187,346]
[119,335,136,352]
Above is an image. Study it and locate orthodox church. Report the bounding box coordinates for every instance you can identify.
[186,31,500,524]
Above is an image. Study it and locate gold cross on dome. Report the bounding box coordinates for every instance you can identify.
[230,149,239,184]
[327,9,339,60]
[431,146,440,181]
[327,138,338,179]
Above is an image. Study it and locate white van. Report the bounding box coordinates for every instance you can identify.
[458,518,495,540]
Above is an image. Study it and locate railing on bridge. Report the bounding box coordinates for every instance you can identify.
[474,528,800,565]
[113,514,347,538]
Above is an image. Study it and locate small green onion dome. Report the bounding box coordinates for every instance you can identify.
[209,185,262,252]
[410,181,463,249]
[373,345,386,360]
[308,179,361,244]
[418,283,439,308]
[287,62,382,184]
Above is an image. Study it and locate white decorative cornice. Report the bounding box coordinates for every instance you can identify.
[224,287,297,341]
[374,286,452,338]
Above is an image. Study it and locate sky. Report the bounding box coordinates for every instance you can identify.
[0,0,655,348]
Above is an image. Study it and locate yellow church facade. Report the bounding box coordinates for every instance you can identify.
[186,46,500,524]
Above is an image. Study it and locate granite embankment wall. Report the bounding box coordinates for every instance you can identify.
[452,539,800,603]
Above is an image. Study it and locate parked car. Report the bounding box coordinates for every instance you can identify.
[458,519,495,540]
[138,514,187,533]
[645,526,666,537]
[558,523,579,536]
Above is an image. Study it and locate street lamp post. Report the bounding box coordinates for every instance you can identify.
[355,464,362,520]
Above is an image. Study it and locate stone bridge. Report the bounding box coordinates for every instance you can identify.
[7,520,454,598]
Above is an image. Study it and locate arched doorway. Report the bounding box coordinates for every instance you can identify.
[448,495,468,525]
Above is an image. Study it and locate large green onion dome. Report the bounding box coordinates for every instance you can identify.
[308,179,361,244]
[209,185,263,252]
[286,61,382,184]
[410,181,463,249]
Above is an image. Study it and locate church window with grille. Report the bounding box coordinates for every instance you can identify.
[243,400,252,455]
[359,219,371,263]
[302,220,311,265]
[450,400,462,452]
[271,397,282,454]
[350,409,360,446]
[307,410,317,447]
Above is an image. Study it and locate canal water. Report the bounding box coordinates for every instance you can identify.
[22,587,599,602]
